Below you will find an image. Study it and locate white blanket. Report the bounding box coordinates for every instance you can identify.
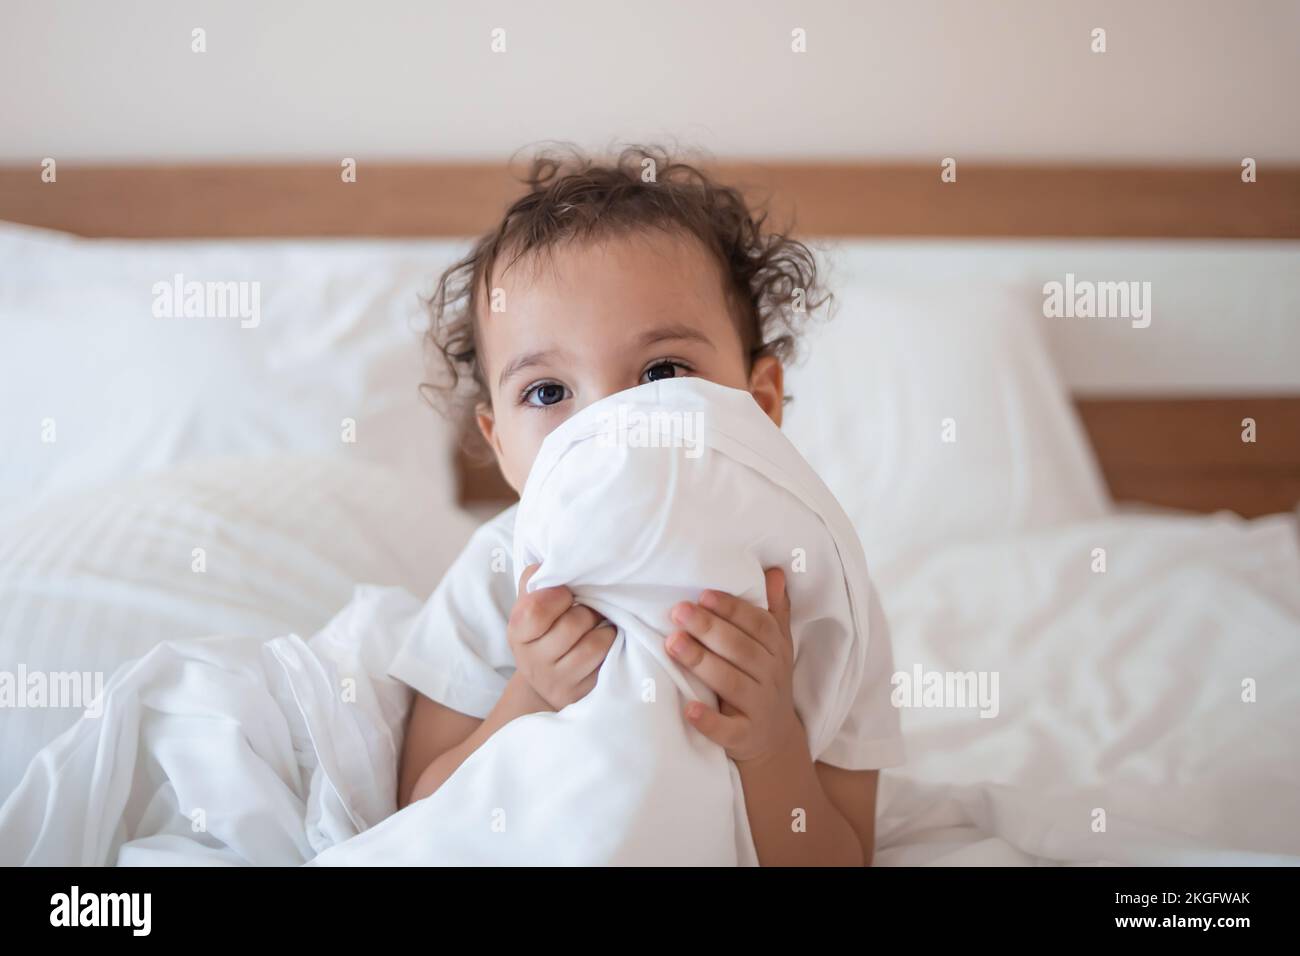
[6,383,1296,866]
[872,510,1300,866]
[1,379,877,866]
[312,378,875,865]
[0,586,415,865]
[5,513,1297,866]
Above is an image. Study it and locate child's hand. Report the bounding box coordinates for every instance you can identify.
[508,564,617,711]
[666,568,804,765]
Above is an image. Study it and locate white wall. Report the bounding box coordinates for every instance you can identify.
[2,0,1297,163]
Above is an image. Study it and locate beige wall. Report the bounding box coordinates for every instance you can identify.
[2,0,1297,163]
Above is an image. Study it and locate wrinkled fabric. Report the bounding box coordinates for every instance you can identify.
[1,379,881,866]
[0,585,416,865]
[314,378,878,865]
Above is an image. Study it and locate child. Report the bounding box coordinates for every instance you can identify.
[391,146,904,865]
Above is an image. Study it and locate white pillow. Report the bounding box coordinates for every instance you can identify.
[782,278,1109,568]
[0,223,469,512]
[0,454,479,801]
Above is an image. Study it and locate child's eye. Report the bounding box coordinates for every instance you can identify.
[522,381,570,408]
[641,360,691,384]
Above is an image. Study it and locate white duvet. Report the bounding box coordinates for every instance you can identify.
[873,511,1300,866]
[0,591,414,865]
[2,411,1297,866]
[311,379,877,866]
[1,379,878,865]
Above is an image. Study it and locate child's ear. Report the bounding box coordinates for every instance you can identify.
[747,354,784,427]
[476,400,524,495]
[475,402,504,462]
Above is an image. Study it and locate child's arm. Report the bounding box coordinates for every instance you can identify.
[398,676,549,808]
[734,746,878,866]
[815,764,879,864]
[666,568,878,865]
[398,565,616,808]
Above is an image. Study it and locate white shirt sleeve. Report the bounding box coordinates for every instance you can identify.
[386,506,519,720]
[814,579,906,771]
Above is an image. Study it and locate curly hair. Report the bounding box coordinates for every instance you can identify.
[420,144,828,414]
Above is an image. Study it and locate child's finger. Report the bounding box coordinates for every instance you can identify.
[543,604,603,658]
[696,588,782,655]
[510,584,573,642]
[666,631,759,712]
[684,701,746,751]
[571,669,600,703]
[670,602,769,679]
[517,563,540,597]
[763,568,793,646]
[551,613,611,673]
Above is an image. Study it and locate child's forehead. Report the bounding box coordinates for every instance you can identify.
[473,231,746,373]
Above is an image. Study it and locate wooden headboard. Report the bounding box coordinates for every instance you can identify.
[2,161,1298,517]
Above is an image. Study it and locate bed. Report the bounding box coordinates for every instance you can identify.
[1,162,1298,864]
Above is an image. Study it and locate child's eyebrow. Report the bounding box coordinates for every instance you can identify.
[637,323,716,351]
[497,325,713,390]
[498,349,563,389]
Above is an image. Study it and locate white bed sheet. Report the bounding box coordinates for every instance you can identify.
[0,455,477,802]
[3,224,1298,863]
[871,510,1300,865]
[3,507,1295,865]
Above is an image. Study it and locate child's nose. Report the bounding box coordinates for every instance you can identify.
[575,376,637,412]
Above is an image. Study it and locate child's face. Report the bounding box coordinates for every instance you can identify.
[476,230,784,492]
